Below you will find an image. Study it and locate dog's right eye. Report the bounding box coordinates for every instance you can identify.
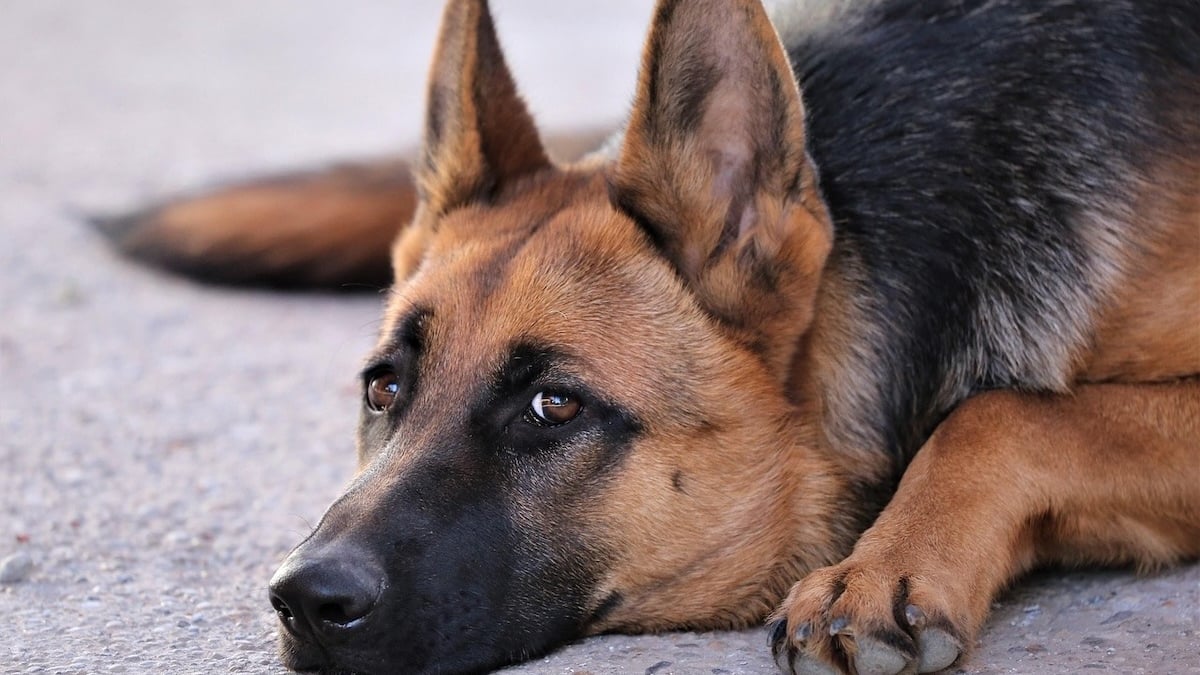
[525,391,582,427]
[366,371,400,411]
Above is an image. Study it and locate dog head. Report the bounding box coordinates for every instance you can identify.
[269,0,847,672]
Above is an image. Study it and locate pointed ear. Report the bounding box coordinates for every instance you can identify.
[611,0,833,374]
[417,0,550,215]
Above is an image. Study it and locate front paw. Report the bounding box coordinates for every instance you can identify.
[768,559,967,675]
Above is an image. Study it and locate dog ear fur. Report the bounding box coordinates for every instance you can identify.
[611,0,833,375]
[418,0,550,215]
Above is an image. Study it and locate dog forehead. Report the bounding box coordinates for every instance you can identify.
[419,184,681,318]
[380,198,722,404]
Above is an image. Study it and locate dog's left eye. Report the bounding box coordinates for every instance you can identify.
[366,371,400,411]
[525,391,581,426]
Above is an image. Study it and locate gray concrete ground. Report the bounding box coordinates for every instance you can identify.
[1,1,1197,673]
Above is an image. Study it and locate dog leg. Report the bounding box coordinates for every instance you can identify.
[770,379,1200,675]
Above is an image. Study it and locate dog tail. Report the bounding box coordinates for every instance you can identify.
[91,128,613,290]
[91,157,413,290]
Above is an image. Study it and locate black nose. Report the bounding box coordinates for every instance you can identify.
[268,548,384,643]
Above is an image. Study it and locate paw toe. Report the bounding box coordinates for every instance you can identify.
[916,626,961,673]
[794,654,842,675]
[853,636,911,675]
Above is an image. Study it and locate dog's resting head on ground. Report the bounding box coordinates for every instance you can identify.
[268,0,855,672]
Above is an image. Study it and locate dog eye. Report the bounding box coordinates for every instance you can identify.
[525,391,581,426]
[366,371,400,411]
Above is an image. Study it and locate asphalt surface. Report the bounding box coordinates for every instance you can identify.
[2,2,1197,674]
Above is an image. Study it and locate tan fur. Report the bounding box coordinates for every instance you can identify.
[415,0,550,216]
[776,381,1200,668]
[613,0,832,379]
[770,168,1199,674]
[376,166,852,632]
[342,3,852,637]
[1084,158,1200,382]
[99,129,610,289]
[106,160,415,287]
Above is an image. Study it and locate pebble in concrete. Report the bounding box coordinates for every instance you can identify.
[0,552,35,584]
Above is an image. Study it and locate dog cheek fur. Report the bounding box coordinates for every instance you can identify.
[577,355,853,633]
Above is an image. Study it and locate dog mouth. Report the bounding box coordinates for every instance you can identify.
[276,619,407,675]
[276,632,341,674]
[274,618,544,675]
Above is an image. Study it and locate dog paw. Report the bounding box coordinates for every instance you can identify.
[768,560,966,675]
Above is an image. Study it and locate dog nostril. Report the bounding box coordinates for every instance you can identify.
[270,593,295,620]
[313,586,377,628]
[317,602,355,626]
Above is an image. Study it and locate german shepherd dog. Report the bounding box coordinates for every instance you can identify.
[97,0,1200,673]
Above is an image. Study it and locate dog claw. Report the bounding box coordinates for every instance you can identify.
[769,619,789,647]
[904,604,926,629]
[853,637,909,675]
[773,642,795,673]
[916,627,961,673]
[828,617,850,636]
[795,621,813,642]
